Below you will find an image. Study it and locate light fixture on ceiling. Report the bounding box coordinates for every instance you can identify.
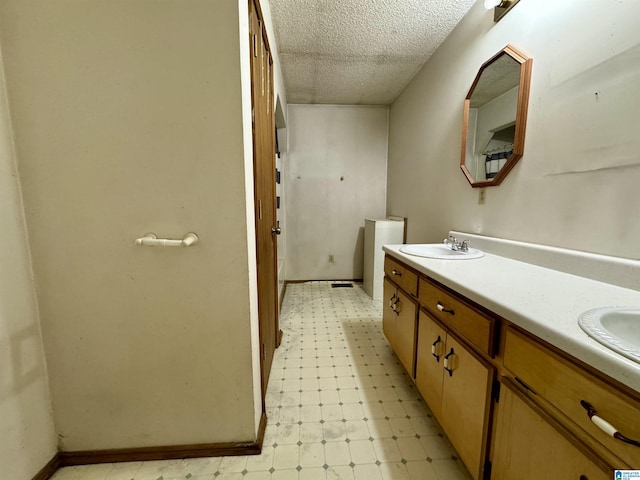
[484,0,520,22]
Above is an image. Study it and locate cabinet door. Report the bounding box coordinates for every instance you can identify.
[504,327,640,468]
[394,288,417,377]
[415,311,446,419]
[492,380,611,480]
[382,277,396,348]
[440,334,493,480]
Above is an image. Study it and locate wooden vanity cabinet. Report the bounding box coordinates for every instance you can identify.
[492,378,611,480]
[384,255,418,297]
[382,253,640,480]
[382,276,418,377]
[416,310,494,480]
[382,276,397,348]
[502,327,640,470]
[419,277,497,357]
[415,311,446,418]
[383,254,495,479]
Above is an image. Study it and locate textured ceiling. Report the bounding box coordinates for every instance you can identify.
[268,0,476,105]
[469,53,522,107]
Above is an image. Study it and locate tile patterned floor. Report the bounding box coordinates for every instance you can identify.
[51,282,471,480]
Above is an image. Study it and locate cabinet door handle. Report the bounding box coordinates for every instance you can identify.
[443,348,456,376]
[436,302,455,315]
[391,269,402,277]
[394,297,402,314]
[431,336,444,362]
[389,293,397,311]
[580,400,640,448]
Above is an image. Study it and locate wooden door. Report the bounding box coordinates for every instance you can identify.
[492,380,610,480]
[382,277,396,348]
[415,311,446,419]
[249,0,278,398]
[394,289,417,378]
[440,334,493,480]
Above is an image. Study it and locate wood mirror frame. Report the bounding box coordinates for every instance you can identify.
[460,45,533,188]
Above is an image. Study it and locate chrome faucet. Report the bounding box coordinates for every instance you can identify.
[443,235,458,250]
[443,236,469,252]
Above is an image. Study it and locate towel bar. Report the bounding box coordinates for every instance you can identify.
[135,232,199,247]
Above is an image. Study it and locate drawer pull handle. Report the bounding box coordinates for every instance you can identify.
[436,302,455,315]
[391,269,402,277]
[431,336,444,362]
[580,400,640,448]
[443,348,456,376]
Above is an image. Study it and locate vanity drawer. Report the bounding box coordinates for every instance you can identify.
[384,256,418,297]
[418,277,496,356]
[503,327,640,468]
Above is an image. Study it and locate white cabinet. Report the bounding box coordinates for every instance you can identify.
[363,219,403,300]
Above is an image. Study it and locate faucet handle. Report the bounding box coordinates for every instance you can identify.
[460,240,470,252]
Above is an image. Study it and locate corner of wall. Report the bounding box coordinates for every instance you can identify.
[237,0,263,437]
[0,33,58,479]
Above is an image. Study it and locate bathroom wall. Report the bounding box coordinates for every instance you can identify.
[0,0,265,451]
[388,0,640,259]
[0,44,57,478]
[286,105,388,280]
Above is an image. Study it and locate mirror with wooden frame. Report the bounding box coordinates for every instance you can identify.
[460,45,533,187]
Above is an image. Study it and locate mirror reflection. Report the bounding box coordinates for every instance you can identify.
[460,45,532,187]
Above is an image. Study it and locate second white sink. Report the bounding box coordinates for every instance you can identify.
[579,307,640,363]
[399,243,484,260]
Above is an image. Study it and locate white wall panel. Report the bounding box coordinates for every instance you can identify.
[286,105,388,280]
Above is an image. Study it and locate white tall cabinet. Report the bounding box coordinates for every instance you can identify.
[363,219,404,299]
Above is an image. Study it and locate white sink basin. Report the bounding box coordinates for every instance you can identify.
[399,244,484,260]
[578,307,640,363]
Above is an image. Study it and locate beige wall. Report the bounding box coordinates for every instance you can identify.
[0,44,57,477]
[388,0,640,258]
[286,105,388,280]
[0,0,262,451]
